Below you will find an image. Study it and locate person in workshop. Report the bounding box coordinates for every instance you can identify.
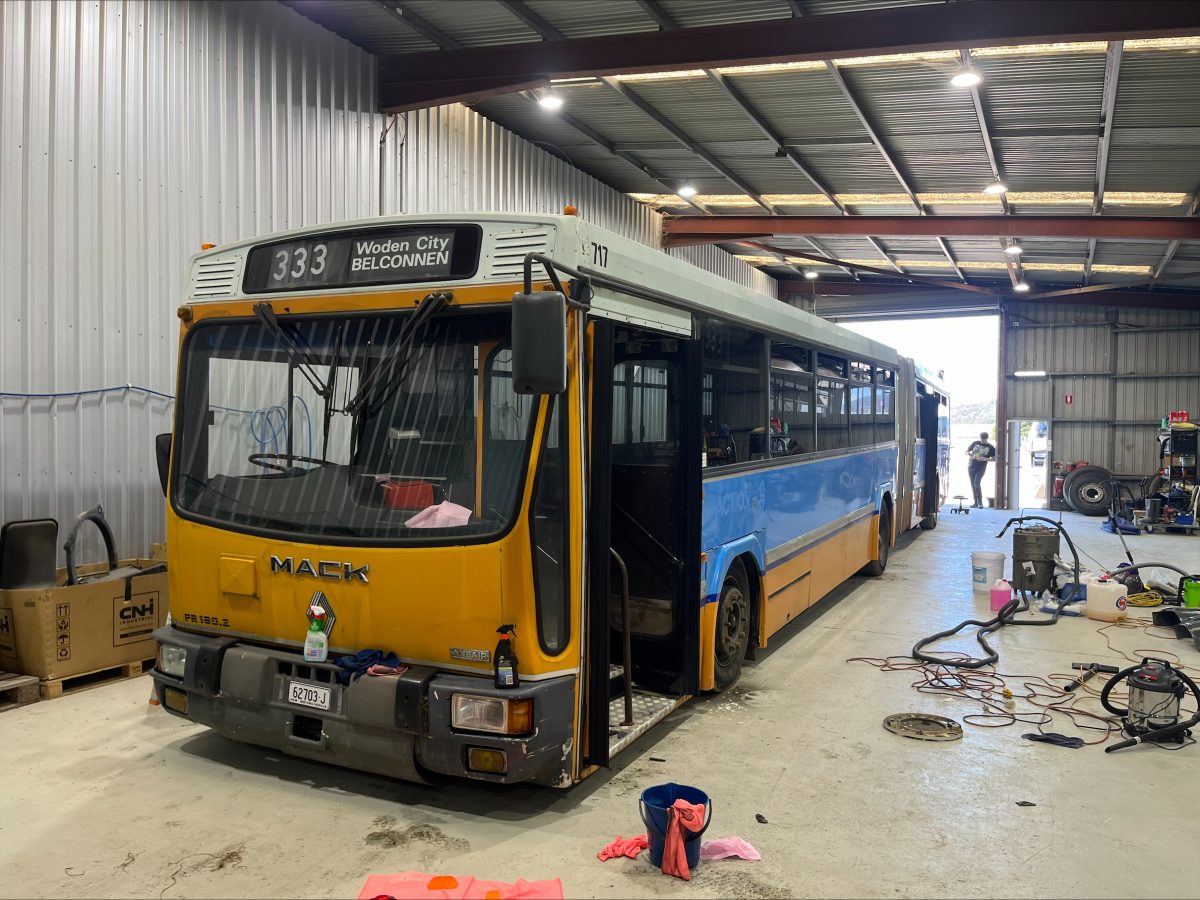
[966,431,997,508]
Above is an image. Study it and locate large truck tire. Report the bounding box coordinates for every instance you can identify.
[1062,465,1113,516]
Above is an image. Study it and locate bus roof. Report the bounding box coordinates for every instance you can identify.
[186,211,899,367]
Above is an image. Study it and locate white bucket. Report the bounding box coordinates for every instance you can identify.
[971,551,1006,593]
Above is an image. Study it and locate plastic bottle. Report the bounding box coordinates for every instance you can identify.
[1085,580,1128,622]
[304,608,329,662]
[494,624,519,688]
[989,579,1012,613]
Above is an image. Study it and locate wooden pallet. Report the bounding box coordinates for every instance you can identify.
[0,671,40,712]
[39,658,154,700]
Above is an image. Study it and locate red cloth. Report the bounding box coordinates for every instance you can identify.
[597,834,649,861]
[661,799,706,881]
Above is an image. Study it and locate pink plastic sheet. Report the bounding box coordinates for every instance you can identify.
[358,872,563,899]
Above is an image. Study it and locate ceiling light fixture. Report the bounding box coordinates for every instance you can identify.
[677,184,698,198]
[1004,243,1024,256]
[803,269,819,280]
[1014,281,1031,292]
[538,91,564,110]
[983,181,1008,195]
[950,67,983,88]
[1013,370,1046,378]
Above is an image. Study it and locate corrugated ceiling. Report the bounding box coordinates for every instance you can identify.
[287,0,1200,296]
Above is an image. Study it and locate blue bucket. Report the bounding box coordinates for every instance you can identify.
[639,782,712,869]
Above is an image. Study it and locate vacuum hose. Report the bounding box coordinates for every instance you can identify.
[1101,663,1200,753]
[910,516,1082,669]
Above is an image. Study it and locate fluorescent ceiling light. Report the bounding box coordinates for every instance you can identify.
[1013,370,1046,378]
[983,181,1008,195]
[950,68,983,88]
[1004,243,1024,256]
[677,184,697,199]
[803,269,819,280]
[538,92,564,110]
[1014,281,1031,292]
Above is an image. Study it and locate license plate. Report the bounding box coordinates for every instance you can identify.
[287,681,330,710]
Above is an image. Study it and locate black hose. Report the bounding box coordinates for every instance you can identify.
[1102,662,1200,753]
[912,516,1081,669]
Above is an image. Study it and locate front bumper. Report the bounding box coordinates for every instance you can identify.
[150,625,575,786]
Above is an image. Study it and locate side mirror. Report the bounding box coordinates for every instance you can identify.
[155,433,172,497]
[511,290,567,395]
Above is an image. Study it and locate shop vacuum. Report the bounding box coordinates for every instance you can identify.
[1101,658,1199,752]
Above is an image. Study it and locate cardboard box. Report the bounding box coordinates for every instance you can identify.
[0,559,169,681]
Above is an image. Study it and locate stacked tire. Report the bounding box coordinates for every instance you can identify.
[1061,465,1113,516]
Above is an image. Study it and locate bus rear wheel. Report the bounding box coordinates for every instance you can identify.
[713,566,749,692]
[861,507,891,576]
[919,511,937,530]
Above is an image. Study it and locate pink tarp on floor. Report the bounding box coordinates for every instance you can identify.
[358,872,564,899]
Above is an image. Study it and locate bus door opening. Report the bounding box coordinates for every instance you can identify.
[584,322,700,767]
[917,388,942,520]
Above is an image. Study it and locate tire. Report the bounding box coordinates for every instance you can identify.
[713,564,750,693]
[1145,474,1166,497]
[861,506,891,576]
[1062,465,1113,516]
[919,511,937,530]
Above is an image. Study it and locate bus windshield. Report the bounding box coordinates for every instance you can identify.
[172,308,539,544]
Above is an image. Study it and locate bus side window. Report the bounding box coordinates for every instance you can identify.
[701,319,767,465]
[816,354,849,451]
[769,343,813,455]
[875,367,896,442]
[849,361,874,447]
[531,397,568,654]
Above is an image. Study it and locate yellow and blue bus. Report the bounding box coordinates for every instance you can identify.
[151,212,948,787]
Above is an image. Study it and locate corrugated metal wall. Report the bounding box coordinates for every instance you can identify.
[1003,302,1200,475]
[1,0,773,558]
[0,0,384,559]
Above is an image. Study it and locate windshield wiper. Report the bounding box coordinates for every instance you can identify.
[252,303,331,400]
[344,291,452,417]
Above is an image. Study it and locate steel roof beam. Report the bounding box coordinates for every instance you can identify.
[497,0,563,41]
[1085,40,1124,284]
[776,281,1200,314]
[742,242,998,296]
[663,215,1200,243]
[376,1,462,50]
[515,92,709,214]
[820,56,964,279]
[1151,183,1200,281]
[601,77,775,214]
[636,1,883,278]
[378,2,1200,111]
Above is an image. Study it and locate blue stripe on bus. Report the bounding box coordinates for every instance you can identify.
[701,446,898,598]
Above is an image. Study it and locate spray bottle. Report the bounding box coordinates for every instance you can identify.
[494,624,519,688]
[304,607,329,662]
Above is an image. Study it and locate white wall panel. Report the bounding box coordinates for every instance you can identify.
[1,0,384,559]
[2,1,774,559]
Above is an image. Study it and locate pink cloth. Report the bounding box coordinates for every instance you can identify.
[597,834,648,861]
[661,799,706,881]
[700,837,761,861]
[405,501,473,528]
[358,872,562,899]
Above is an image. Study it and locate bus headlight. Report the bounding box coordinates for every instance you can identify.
[451,694,533,735]
[158,643,187,678]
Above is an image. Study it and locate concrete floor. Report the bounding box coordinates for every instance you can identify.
[2,509,1198,899]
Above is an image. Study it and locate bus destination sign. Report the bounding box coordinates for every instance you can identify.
[242,224,482,293]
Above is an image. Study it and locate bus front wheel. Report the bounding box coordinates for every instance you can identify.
[862,508,891,576]
[713,566,750,692]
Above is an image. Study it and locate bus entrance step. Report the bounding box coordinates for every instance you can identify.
[607,690,686,759]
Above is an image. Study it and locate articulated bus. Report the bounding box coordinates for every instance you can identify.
[151,213,949,787]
